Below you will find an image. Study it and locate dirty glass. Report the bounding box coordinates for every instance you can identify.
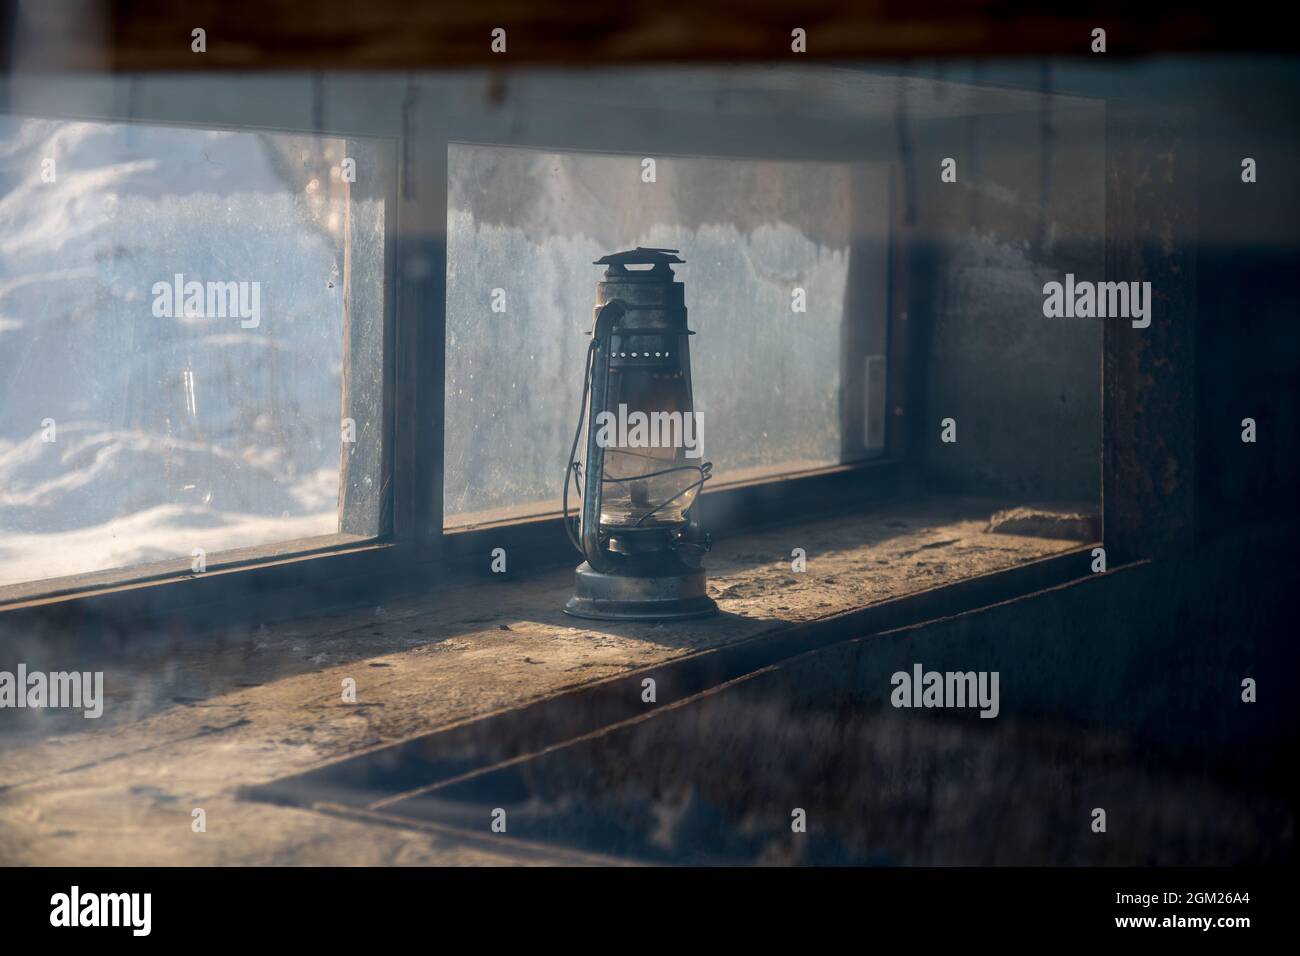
[444,144,891,527]
[0,116,386,590]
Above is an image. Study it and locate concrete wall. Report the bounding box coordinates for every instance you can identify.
[914,106,1106,504]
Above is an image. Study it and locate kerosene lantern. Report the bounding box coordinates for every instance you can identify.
[562,247,718,620]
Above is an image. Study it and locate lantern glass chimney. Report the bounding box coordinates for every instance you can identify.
[598,364,700,527]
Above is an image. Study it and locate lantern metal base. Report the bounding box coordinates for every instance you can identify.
[564,560,718,622]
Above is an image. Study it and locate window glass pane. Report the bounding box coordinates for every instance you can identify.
[444,143,889,528]
[0,116,386,592]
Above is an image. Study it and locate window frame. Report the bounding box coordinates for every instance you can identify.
[0,69,1161,633]
[0,103,406,618]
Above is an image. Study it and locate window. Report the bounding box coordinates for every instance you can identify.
[0,115,389,596]
[444,143,891,528]
[0,64,1116,622]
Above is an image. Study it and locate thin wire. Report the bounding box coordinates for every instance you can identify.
[633,462,713,527]
[603,463,706,484]
[562,338,598,555]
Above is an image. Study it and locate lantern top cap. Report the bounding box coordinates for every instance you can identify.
[594,247,685,275]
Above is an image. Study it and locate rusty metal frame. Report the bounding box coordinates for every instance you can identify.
[1102,101,1198,563]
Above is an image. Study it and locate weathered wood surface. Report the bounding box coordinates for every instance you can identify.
[0,496,1081,864]
[5,2,1292,73]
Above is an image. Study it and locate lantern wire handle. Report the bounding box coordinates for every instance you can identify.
[563,337,599,556]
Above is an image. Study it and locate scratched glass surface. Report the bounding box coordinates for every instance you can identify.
[0,116,383,588]
[444,144,890,527]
